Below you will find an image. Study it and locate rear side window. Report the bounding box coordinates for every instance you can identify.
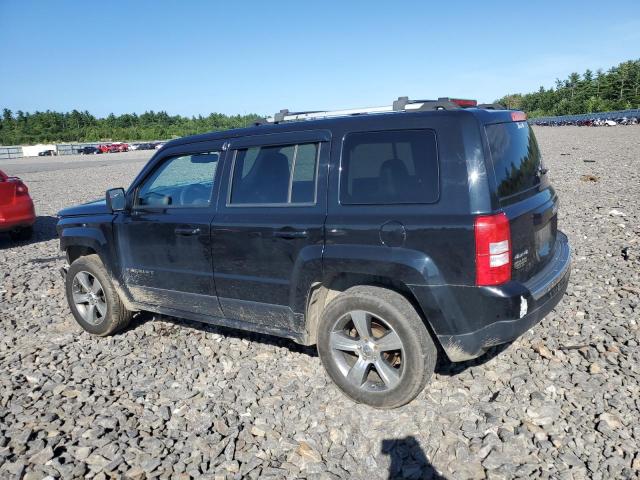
[486,122,542,198]
[340,129,439,205]
[230,143,319,205]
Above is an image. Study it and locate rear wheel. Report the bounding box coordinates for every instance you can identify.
[65,254,133,336]
[317,286,437,408]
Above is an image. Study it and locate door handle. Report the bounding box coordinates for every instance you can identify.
[175,226,201,236]
[272,229,308,239]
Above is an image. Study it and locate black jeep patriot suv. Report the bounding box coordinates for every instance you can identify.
[57,97,571,408]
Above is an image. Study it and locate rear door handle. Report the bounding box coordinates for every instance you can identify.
[273,230,308,239]
[175,226,201,236]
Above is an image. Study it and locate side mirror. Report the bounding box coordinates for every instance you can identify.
[106,187,127,212]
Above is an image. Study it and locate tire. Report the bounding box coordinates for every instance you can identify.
[317,285,437,409]
[9,226,33,241]
[65,254,133,336]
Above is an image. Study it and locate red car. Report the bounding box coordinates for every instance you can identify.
[0,170,36,240]
[112,143,129,153]
[98,143,129,153]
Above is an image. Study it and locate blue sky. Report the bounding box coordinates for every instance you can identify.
[1,0,638,117]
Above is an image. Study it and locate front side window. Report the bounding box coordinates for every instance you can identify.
[136,152,219,208]
[340,129,439,205]
[230,143,319,205]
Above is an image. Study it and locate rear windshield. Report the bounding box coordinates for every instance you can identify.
[486,122,541,198]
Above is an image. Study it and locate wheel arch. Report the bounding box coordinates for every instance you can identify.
[59,222,111,266]
[304,272,442,352]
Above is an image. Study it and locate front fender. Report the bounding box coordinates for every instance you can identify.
[57,216,116,275]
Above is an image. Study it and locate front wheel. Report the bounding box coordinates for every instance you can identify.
[317,286,437,409]
[65,254,133,336]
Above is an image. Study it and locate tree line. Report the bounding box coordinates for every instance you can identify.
[0,110,261,145]
[2,58,639,145]
[496,59,640,118]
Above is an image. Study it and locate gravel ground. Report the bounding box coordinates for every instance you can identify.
[1,126,639,479]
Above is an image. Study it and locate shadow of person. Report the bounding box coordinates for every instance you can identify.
[381,436,446,479]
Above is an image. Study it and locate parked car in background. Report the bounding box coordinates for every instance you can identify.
[154,142,165,150]
[109,143,129,153]
[78,146,101,155]
[128,144,140,151]
[96,143,129,153]
[38,149,56,156]
[136,143,156,150]
[57,96,571,408]
[0,170,36,240]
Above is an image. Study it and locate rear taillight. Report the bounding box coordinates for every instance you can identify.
[475,212,511,286]
[14,181,29,196]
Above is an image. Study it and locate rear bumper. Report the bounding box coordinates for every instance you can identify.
[430,231,571,361]
[0,199,36,232]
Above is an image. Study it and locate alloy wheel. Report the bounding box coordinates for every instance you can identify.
[329,310,404,392]
[71,271,107,325]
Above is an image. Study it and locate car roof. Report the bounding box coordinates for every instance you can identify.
[163,108,516,148]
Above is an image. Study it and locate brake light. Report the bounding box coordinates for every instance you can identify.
[14,181,28,196]
[475,212,511,286]
[450,98,477,107]
[511,111,527,122]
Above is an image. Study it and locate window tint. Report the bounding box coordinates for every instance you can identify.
[230,143,318,205]
[341,130,439,204]
[486,122,541,199]
[291,143,318,203]
[136,152,218,208]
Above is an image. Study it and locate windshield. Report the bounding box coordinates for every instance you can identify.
[486,122,542,199]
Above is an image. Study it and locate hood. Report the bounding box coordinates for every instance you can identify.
[58,198,111,217]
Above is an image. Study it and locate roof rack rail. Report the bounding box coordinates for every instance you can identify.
[259,96,483,124]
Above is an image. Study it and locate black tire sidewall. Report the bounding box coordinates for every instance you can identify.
[65,256,121,336]
[317,289,435,408]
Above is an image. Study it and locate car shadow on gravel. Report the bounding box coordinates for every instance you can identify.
[0,215,59,249]
[382,436,445,479]
[131,312,319,356]
[129,312,513,366]
[435,342,513,376]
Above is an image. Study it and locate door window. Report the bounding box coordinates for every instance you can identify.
[229,143,319,205]
[136,152,219,208]
[340,130,439,204]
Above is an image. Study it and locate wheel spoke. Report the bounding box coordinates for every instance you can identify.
[91,278,102,294]
[95,299,107,317]
[350,310,371,340]
[346,357,370,386]
[373,357,401,389]
[73,292,90,304]
[86,304,97,323]
[330,331,360,352]
[375,330,403,352]
[76,272,92,292]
